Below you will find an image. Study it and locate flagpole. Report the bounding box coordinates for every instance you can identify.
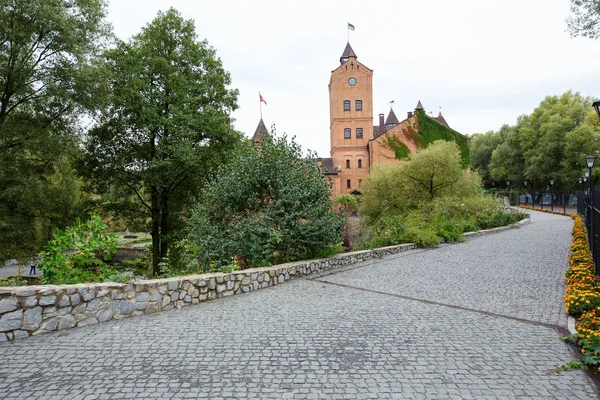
[347,24,349,42]
[259,91,262,119]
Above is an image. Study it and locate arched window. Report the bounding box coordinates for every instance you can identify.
[344,128,351,139]
[346,160,350,169]
[356,128,363,138]
[346,179,351,189]
[358,159,362,168]
[355,100,362,111]
[343,100,350,111]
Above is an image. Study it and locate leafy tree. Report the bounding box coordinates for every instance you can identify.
[187,134,342,269]
[360,141,480,221]
[567,0,600,39]
[0,0,110,262]
[83,8,241,275]
[470,127,509,186]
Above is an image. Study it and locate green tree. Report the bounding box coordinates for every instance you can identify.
[567,0,600,39]
[187,134,341,269]
[0,0,110,262]
[470,127,509,186]
[83,8,240,275]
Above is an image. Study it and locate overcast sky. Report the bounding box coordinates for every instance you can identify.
[107,0,600,157]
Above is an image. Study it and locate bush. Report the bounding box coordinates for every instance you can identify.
[38,214,118,284]
[188,133,342,269]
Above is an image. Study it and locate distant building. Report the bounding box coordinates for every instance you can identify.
[320,42,469,197]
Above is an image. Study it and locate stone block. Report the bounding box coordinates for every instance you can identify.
[146,302,160,314]
[13,330,29,340]
[57,295,70,308]
[81,290,95,302]
[22,306,42,330]
[241,286,250,293]
[96,290,109,298]
[39,296,57,306]
[148,290,161,302]
[0,333,7,342]
[118,301,134,315]
[216,276,224,284]
[97,310,113,323]
[136,292,149,302]
[167,280,178,291]
[162,296,171,306]
[158,285,167,294]
[86,298,100,311]
[135,302,148,311]
[57,315,76,330]
[0,310,22,332]
[241,277,251,286]
[40,318,58,331]
[21,296,37,308]
[223,290,234,297]
[252,281,259,290]
[216,284,226,294]
[15,289,36,297]
[170,292,178,302]
[191,289,199,298]
[208,279,216,290]
[72,303,86,315]
[184,295,191,303]
[57,307,71,316]
[110,291,124,300]
[198,280,207,287]
[192,298,199,304]
[199,293,208,301]
[178,291,186,300]
[0,298,18,313]
[77,317,98,327]
[71,293,82,306]
[226,281,234,290]
[43,306,57,319]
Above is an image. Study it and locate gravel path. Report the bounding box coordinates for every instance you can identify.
[0,210,597,399]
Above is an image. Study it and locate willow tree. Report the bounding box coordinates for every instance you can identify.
[84,8,240,274]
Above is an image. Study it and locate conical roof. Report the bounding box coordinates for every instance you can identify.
[435,111,449,128]
[385,108,399,126]
[340,42,357,63]
[252,118,269,142]
[415,100,424,110]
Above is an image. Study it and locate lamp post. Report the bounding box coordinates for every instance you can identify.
[586,154,597,274]
[524,180,528,206]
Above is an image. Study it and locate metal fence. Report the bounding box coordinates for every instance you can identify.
[578,188,600,275]
[489,189,578,214]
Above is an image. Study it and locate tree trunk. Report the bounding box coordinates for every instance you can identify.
[151,185,160,276]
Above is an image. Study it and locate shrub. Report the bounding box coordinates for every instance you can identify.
[38,215,118,284]
[188,134,342,269]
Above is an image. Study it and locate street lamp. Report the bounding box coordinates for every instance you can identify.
[585,154,597,274]
[550,179,555,211]
[524,180,528,206]
[593,101,600,120]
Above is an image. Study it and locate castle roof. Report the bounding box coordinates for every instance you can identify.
[340,42,357,63]
[415,100,424,110]
[434,111,449,128]
[317,157,338,175]
[252,118,269,142]
[385,108,399,126]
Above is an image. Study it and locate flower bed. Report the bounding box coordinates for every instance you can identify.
[563,214,600,371]
[518,205,571,216]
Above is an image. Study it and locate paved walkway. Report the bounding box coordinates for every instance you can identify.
[0,210,598,399]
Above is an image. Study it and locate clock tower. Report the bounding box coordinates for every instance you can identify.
[328,42,373,195]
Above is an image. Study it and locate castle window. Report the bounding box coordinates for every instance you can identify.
[346,179,351,189]
[343,100,350,111]
[358,159,362,168]
[356,128,363,138]
[344,128,351,139]
[355,100,362,111]
[346,160,350,169]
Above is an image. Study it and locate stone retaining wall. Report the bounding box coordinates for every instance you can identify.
[0,243,417,342]
[0,216,531,342]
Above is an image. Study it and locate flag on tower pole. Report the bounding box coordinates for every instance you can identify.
[347,23,355,42]
[259,92,267,118]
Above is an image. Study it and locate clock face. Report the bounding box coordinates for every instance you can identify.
[348,77,357,86]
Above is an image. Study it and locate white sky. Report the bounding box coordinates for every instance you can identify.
[107,0,600,157]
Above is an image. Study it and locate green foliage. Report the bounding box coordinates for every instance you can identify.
[83,8,241,275]
[473,91,599,191]
[567,0,600,39]
[358,142,525,250]
[188,133,342,269]
[38,215,118,284]
[0,0,111,262]
[383,135,411,160]
[414,110,470,167]
[334,194,358,212]
[313,243,345,259]
[0,275,28,287]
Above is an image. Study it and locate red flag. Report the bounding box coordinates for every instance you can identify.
[260,93,267,105]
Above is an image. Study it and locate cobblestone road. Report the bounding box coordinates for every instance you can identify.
[0,210,598,399]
